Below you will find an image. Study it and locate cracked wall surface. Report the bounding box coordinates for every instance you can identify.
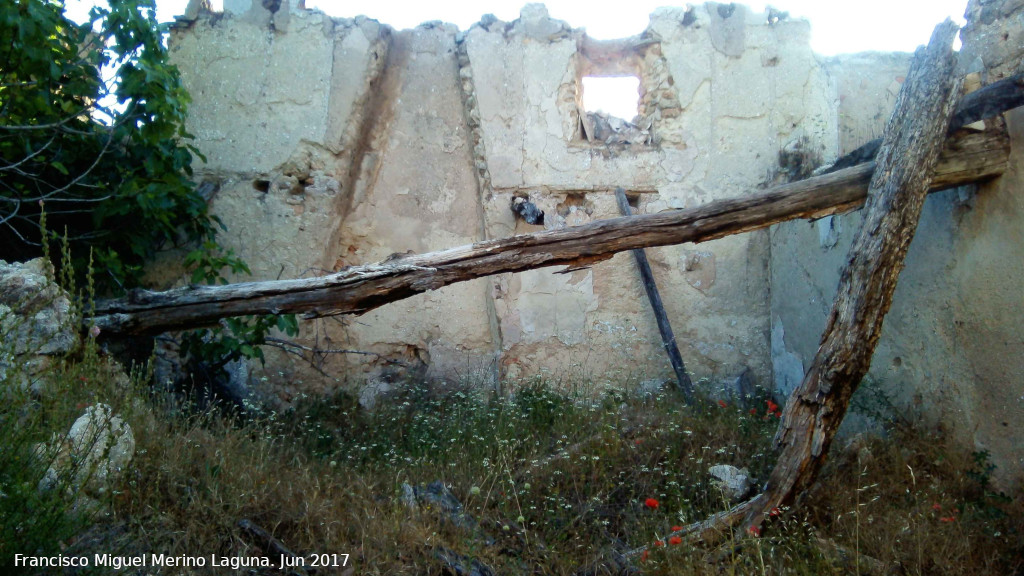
[168,0,1023,483]
[168,1,835,397]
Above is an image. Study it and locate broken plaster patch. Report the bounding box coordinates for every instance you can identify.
[515,268,598,346]
[771,318,805,398]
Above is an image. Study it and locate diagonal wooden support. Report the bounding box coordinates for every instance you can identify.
[753,17,963,529]
[614,187,695,403]
[626,20,965,556]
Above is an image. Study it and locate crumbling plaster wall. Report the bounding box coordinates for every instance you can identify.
[770,0,1024,486]
[169,1,835,396]
[463,3,834,386]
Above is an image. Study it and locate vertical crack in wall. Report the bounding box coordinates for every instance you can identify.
[455,32,505,388]
[323,24,396,261]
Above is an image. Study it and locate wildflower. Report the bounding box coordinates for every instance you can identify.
[469,486,481,496]
[747,525,761,537]
[645,498,659,510]
[671,525,683,531]
[653,540,664,547]
[940,516,957,523]
[769,507,781,517]
[668,536,683,546]
[932,503,942,511]
[634,439,642,445]
[718,400,728,408]
[749,408,758,416]
[78,376,88,382]
[88,325,101,338]
[523,483,531,490]
[640,550,649,562]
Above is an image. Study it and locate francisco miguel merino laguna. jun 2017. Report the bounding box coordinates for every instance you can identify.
[14,552,350,570]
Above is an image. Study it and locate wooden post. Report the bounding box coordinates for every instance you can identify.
[614,187,695,403]
[756,19,963,529]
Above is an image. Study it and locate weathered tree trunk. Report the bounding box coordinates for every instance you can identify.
[92,122,1008,336]
[624,22,965,555]
[614,187,694,402]
[754,18,962,528]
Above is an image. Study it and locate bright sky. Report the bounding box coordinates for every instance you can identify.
[64,0,970,118]
[65,0,969,55]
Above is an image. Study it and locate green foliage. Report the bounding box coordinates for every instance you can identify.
[0,0,243,290]
[180,314,299,382]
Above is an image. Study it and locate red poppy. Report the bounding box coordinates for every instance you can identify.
[932,503,942,511]
[749,408,758,415]
[718,400,728,408]
[747,525,761,537]
[653,540,664,547]
[671,525,683,531]
[940,516,957,523]
[766,400,779,413]
[645,498,659,509]
[769,507,781,517]
[641,550,649,562]
[668,536,683,546]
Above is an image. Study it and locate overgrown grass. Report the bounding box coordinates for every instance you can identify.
[2,344,1022,574]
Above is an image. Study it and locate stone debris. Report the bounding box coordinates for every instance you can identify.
[708,464,753,501]
[581,111,651,145]
[433,546,495,576]
[401,481,493,545]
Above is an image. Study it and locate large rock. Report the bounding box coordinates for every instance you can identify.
[708,464,752,501]
[0,258,76,356]
[38,403,136,499]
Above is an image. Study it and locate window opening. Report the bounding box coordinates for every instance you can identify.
[581,76,640,121]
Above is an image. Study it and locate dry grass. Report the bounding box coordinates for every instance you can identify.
[2,345,1022,575]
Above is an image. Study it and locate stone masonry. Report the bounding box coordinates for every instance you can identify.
[166,0,1023,485]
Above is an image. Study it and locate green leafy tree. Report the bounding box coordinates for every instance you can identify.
[0,0,245,289]
[1,0,299,384]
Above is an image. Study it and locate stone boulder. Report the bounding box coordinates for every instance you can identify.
[38,403,136,500]
[708,464,753,502]
[0,258,77,356]
[0,258,79,393]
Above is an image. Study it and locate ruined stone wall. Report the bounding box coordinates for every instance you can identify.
[168,0,1023,484]
[168,1,833,399]
[770,0,1024,486]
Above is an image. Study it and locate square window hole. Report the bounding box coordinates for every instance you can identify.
[581,76,640,121]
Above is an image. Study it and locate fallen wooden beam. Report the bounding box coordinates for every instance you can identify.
[614,187,695,403]
[827,72,1023,173]
[92,123,1010,336]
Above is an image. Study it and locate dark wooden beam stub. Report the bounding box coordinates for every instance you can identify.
[614,187,695,403]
